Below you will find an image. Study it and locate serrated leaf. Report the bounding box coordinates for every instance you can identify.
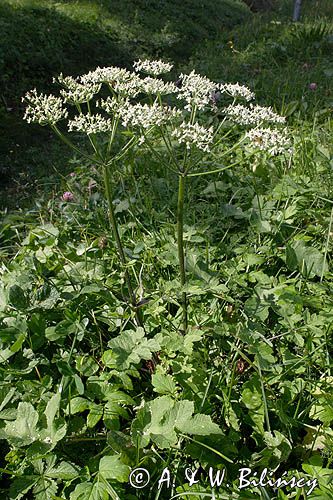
[47,461,79,480]
[9,476,37,500]
[0,402,39,446]
[99,455,130,482]
[152,373,177,395]
[32,476,57,500]
[179,413,222,436]
[70,481,109,500]
[106,328,160,370]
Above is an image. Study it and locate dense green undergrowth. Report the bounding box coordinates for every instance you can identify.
[0,1,333,499]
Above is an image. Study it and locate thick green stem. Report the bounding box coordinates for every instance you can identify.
[177,174,188,334]
[102,163,142,325]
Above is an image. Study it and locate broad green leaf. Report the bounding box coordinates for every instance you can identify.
[47,461,79,480]
[70,481,109,500]
[0,402,39,446]
[32,477,57,500]
[8,285,28,310]
[286,240,328,278]
[152,373,177,395]
[99,455,130,482]
[106,328,160,370]
[179,413,222,436]
[9,476,37,500]
[242,375,265,435]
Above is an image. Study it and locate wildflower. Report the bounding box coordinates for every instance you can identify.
[133,59,173,75]
[115,101,181,129]
[171,121,214,151]
[80,66,133,85]
[68,114,113,135]
[176,70,216,111]
[218,82,255,101]
[141,76,178,95]
[224,103,285,126]
[245,127,292,155]
[62,191,74,202]
[80,66,142,97]
[308,82,317,91]
[55,74,101,104]
[22,89,68,125]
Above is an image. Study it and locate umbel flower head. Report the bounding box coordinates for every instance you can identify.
[177,70,216,111]
[55,73,101,104]
[133,59,173,75]
[172,122,214,152]
[101,99,181,130]
[224,103,285,126]
[22,89,68,125]
[68,114,113,135]
[218,82,255,102]
[245,127,292,155]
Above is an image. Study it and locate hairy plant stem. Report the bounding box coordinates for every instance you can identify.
[102,162,142,327]
[177,173,188,334]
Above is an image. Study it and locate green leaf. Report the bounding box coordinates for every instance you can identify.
[179,413,222,436]
[40,393,67,448]
[106,328,160,370]
[0,402,39,446]
[242,375,265,436]
[99,455,130,482]
[70,481,109,500]
[32,476,57,500]
[152,373,177,395]
[9,476,37,500]
[47,461,79,480]
[8,285,28,310]
[286,240,328,278]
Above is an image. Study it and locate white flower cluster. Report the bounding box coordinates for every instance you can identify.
[218,82,255,101]
[80,66,132,84]
[116,101,181,129]
[224,103,285,126]
[22,89,68,125]
[68,114,113,135]
[80,66,142,97]
[177,70,216,111]
[55,74,101,104]
[134,59,173,75]
[172,122,214,151]
[141,76,177,95]
[245,127,292,155]
[98,96,125,115]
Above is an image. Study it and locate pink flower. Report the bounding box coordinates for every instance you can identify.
[308,82,317,91]
[69,172,76,177]
[62,191,74,202]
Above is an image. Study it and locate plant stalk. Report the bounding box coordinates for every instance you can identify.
[102,163,142,325]
[177,173,188,334]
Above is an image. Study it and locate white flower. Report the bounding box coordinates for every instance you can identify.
[99,96,128,115]
[134,59,173,75]
[80,66,133,84]
[224,103,285,125]
[22,89,68,125]
[68,114,113,135]
[55,73,101,104]
[116,101,181,129]
[176,70,216,111]
[141,77,178,95]
[80,66,141,97]
[218,82,255,101]
[171,121,214,151]
[245,127,292,155]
